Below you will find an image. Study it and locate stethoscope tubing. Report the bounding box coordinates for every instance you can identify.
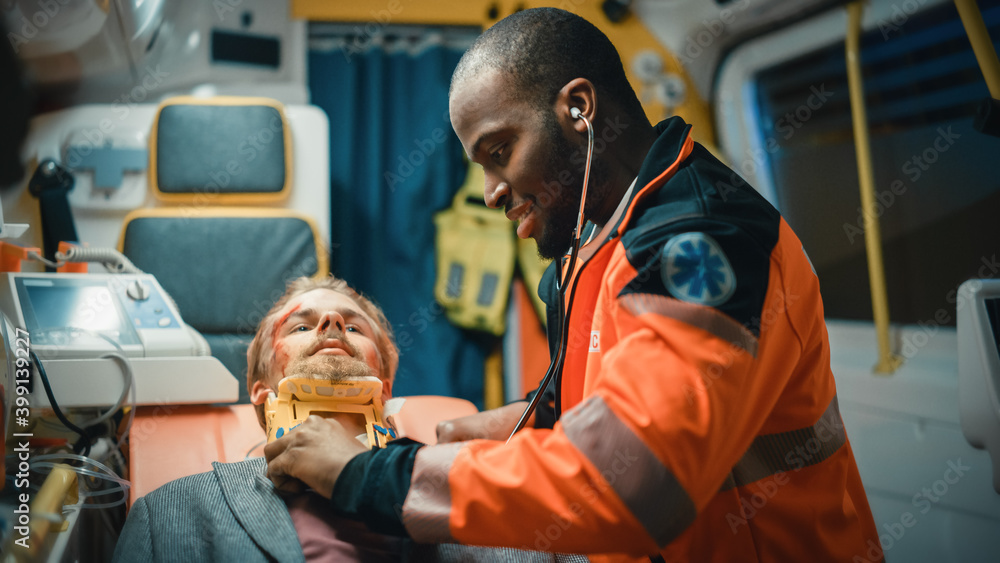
[507,112,595,443]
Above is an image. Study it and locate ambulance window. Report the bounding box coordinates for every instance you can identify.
[746,0,1000,325]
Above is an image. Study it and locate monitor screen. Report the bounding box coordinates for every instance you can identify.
[18,279,139,346]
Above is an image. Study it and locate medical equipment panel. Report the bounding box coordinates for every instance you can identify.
[0,272,237,407]
[958,279,1000,493]
[0,272,194,359]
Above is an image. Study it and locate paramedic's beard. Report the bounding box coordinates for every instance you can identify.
[534,112,610,260]
[285,335,374,382]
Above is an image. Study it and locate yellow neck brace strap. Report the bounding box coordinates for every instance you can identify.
[264,377,396,448]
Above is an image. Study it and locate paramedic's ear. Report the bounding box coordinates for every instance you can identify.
[251,381,273,405]
[555,77,596,136]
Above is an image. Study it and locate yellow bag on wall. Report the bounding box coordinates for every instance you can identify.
[433,164,515,335]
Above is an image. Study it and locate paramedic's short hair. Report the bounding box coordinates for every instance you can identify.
[246,276,398,424]
[450,7,646,123]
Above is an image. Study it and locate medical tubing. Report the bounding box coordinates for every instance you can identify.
[26,250,65,269]
[507,335,561,441]
[31,463,126,494]
[245,439,266,460]
[29,329,135,458]
[43,326,139,457]
[32,453,131,509]
[89,352,133,426]
[32,349,93,457]
[507,113,596,442]
[34,328,135,429]
[55,246,144,274]
[506,250,584,442]
[574,113,595,239]
[115,366,138,458]
[66,352,133,429]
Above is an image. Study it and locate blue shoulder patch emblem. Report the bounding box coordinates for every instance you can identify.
[660,232,736,307]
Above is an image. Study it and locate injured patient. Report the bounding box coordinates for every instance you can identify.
[112,275,585,562]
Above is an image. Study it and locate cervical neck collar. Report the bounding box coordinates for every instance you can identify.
[264,377,397,448]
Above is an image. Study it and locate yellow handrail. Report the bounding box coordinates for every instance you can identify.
[846,2,903,374]
[954,0,1000,99]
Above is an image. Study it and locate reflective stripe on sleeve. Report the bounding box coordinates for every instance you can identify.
[722,396,846,490]
[561,395,696,548]
[401,441,465,543]
[618,293,758,357]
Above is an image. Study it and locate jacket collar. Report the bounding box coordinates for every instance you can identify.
[574,117,693,262]
[611,117,693,239]
[213,458,306,563]
[540,117,695,306]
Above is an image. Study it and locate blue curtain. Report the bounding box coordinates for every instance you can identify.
[309,42,488,407]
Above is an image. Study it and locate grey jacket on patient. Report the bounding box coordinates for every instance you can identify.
[112,457,585,563]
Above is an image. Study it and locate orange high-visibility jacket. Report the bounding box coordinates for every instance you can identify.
[332,118,882,562]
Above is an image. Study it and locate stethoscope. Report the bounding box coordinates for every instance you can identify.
[507,107,594,443]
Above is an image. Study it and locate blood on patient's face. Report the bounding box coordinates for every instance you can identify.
[266,289,385,393]
[271,304,302,376]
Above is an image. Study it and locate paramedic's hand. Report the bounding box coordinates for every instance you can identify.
[265,415,367,498]
[436,401,530,443]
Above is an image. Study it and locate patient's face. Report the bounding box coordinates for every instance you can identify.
[261,288,388,402]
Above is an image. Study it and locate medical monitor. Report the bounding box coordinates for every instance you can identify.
[0,273,188,359]
[0,272,239,406]
[18,278,140,348]
[957,279,1000,493]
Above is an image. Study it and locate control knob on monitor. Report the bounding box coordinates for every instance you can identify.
[126,280,151,301]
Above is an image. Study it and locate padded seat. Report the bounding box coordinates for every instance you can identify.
[115,96,329,403]
[120,208,327,401]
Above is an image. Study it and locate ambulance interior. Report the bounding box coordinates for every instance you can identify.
[1,0,999,560]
